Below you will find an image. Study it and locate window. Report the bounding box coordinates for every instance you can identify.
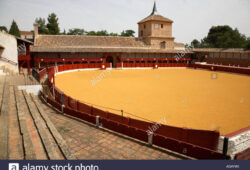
[154,24,159,29]
[0,48,4,56]
[161,41,166,49]
[144,24,146,29]
[161,24,164,28]
[141,30,143,36]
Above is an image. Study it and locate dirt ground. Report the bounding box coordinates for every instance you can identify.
[55,68,250,135]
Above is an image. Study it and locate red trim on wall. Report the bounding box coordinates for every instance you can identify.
[224,126,250,138]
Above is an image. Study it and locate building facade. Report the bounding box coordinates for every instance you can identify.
[30,3,189,69]
[20,31,34,41]
[0,31,19,72]
[138,3,175,50]
[0,31,33,73]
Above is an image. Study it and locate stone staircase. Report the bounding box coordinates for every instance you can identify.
[0,74,75,160]
[0,65,17,76]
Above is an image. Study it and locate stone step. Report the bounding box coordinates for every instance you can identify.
[0,73,74,160]
[8,74,40,86]
[0,76,5,111]
[8,86,24,159]
[22,91,63,160]
[0,76,9,159]
[0,65,17,75]
[31,94,75,160]
[0,70,7,76]
[14,87,47,160]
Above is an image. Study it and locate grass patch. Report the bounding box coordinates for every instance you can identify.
[57,126,70,133]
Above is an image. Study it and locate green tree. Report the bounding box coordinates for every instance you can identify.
[86,30,119,36]
[9,20,20,37]
[47,13,60,35]
[68,28,85,35]
[120,30,135,37]
[35,17,49,34]
[96,30,108,36]
[62,29,66,35]
[190,25,249,48]
[245,38,250,50]
[86,31,96,35]
[0,26,8,32]
[191,39,201,48]
[109,32,118,36]
[202,25,247,48]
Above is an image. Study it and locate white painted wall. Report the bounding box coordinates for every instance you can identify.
[21,35,33,40]
[217,130,250,159]
[0,61,18,73]
[0,31,18,72]
[18,85,42,95]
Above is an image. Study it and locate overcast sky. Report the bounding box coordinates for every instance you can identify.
[0,0,249,44]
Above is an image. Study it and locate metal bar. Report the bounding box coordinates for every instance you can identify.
[223,137,229,159]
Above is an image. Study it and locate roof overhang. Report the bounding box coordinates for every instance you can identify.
[193,48,250,53]
[138,19,173,24]
[30,46,193,54]
[16,36,33,44]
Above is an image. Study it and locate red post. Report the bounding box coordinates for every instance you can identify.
[53,72,55,86]
[27,58,31,74]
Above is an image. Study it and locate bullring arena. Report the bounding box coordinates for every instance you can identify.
[55,68,250,135]
[0,2,250,161]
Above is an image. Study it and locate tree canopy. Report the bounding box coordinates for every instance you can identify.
[47,13,60,35]
[86,30,109,36]
[189,25,249,49]
[9,20,20,37]
[35,17,49,34]
[82,29,134,37]
[0,26,8,33]
[68,28,85,35]
[96,30,109,36]
[245,38,250,50]
[121,30,135,37]
[34,13,136,37]
[109,32,118,36]
[191,39,201,48]
[62,29,66,35]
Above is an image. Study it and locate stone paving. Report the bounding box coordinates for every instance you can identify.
[41,101,184,160]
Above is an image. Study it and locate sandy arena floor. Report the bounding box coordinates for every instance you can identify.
[55,69,250,135]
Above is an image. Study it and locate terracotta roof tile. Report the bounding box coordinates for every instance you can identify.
[34,35,146,48]
[138,14,173,24]
[31,35,189,53]
[174,42,185,47]
[20,31,33,35]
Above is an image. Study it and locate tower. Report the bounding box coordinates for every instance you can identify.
[138,2,175,49]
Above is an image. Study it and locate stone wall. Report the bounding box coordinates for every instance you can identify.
[138,20,174,49]
[0,32,18,72]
